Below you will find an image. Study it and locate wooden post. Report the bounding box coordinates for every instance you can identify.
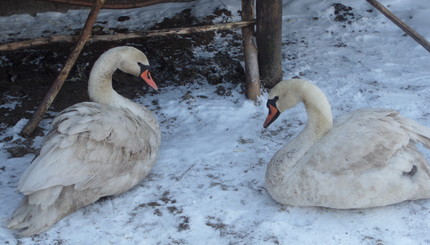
[256,0,282,88]
[21,0,106,137]
[241,0,260,100]
[367,0,430,53]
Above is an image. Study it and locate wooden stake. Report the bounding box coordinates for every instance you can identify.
[38,0,194,9]
[367,0,430,53]
[0,20,256,51]
[241,0,260,101]
[21,0,106,137]
[256,0,282,88]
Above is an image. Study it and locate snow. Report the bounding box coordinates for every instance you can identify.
[1,0,430,244]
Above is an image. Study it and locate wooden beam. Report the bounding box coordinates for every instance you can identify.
[367,0,430,53]
[21,0,106,137]
[241,0,260,100]
[37,0,195,9]
[256,0,282,88]
[0,20,256,51]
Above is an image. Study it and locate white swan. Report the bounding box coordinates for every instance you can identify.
[263,79,430,209]
[8,46,161,236]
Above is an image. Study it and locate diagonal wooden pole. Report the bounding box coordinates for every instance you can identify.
[21,0,106,137]
[367,0,430,53]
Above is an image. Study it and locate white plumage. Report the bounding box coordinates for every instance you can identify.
[263,79,430,209]
[8,46,160,236]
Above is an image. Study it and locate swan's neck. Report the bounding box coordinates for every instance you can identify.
[87,54,157,131]
[87,55,141,113]
[88,55,119,105]
[266,84,333,184]
[302,87,333,143]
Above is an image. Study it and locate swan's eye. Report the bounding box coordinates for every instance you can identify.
[138,62,151,73]
[267,96,279,108]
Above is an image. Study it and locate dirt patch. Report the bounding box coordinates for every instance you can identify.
[332,3,355,24]
[0,8,245,148]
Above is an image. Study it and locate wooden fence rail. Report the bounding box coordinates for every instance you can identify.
[0,20,255,51]
[38,0,194,9]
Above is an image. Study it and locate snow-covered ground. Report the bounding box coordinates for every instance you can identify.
[1,0,430,244]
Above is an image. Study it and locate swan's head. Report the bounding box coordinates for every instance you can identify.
[112,46,158,90]
[263,79,305,128]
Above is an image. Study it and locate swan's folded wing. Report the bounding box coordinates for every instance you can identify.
[304,109,412,174]
[18,102,160,195]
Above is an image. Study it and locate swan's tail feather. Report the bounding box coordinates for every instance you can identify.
[8,198,31,229]
[397,115,430,148]
[8,196,62,237]
[8,186,101,236]
[411,123,430,147]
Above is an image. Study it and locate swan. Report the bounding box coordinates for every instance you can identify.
[263,79,430,209]
[8,46,161,236]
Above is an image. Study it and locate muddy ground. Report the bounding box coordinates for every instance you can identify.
[0,8,245,156]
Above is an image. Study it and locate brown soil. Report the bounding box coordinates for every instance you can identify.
[0,8,245,143]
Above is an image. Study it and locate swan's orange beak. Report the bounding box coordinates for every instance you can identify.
[140,70,158,90]
[263,104,280,128]
[263,97,280,128]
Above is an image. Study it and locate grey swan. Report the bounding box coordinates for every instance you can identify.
[263,79,430,209]
[8,46,161,236]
